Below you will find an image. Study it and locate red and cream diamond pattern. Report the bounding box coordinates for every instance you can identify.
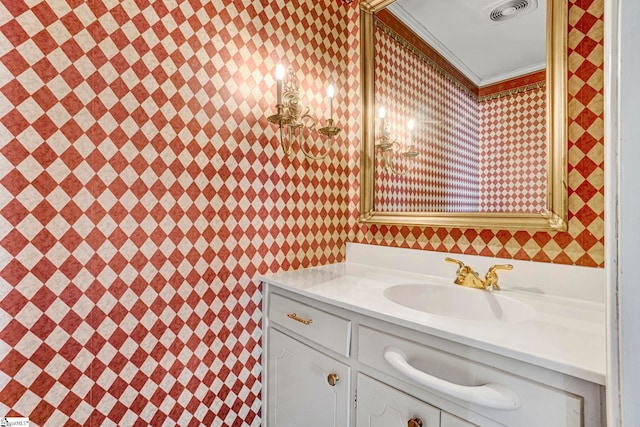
[0,0,356,425]
[372,17,548,214]
[351,0,605,268]
[373,22,480,213]
[479,86,547,213]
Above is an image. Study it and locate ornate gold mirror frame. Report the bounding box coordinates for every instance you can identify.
[359,0,568,231]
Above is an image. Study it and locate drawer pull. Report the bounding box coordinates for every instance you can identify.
[327,373,339,386]
[287,313,313,325]
[408,418,423,427]
[384,347,521,410]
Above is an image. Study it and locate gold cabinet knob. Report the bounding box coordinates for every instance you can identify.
[327,373,339,386]
[408,418,423,427]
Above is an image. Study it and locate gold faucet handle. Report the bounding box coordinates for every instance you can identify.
[485,264,514,290]
[487,264,513,273]
[444,257,465,268]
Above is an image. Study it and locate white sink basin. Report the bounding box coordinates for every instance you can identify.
[384,283,535,323]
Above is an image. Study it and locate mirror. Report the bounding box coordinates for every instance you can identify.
[359,0,567,230]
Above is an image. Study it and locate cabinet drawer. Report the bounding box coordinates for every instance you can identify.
[269,293,351,356]
[356,374,441,427]
[358,327,583,427]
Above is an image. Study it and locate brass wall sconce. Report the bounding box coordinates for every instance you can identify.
[267,65,341,160]
[376,107,418,175]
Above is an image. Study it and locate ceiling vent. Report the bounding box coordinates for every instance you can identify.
[489,0,538,22]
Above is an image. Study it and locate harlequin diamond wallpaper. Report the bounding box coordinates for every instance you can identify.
[0,0,356,424]
[0,0,603,425]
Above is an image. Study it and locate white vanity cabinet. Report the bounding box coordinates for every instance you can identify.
[265,292,352,427]
[262,283,605,427]
[267,328,350,427]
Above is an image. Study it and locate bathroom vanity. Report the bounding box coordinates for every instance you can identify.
[259,244,606,427]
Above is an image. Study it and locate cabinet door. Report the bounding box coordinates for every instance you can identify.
[356,374,441,427]
[441,413,478,427]
[267,328,350,427]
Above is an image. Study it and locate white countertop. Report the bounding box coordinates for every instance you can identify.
[259,261,606,385]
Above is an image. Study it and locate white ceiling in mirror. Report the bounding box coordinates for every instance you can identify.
[387,0,547,86]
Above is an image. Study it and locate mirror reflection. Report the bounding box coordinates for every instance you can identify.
[373,0,548,214]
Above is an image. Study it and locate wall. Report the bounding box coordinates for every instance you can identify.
[351,0,605,268]
[0,0,356,425]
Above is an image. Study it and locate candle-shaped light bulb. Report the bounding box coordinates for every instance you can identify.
[407,118,415,149]
[379,107,386,136]
[327,85,335,98]
[276,64,285,105]
[327,85,334,121]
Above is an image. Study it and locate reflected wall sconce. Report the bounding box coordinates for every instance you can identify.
[376,107,418,176]
[267,65,341,160]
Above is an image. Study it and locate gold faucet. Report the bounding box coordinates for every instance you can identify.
[445,257,513,291]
